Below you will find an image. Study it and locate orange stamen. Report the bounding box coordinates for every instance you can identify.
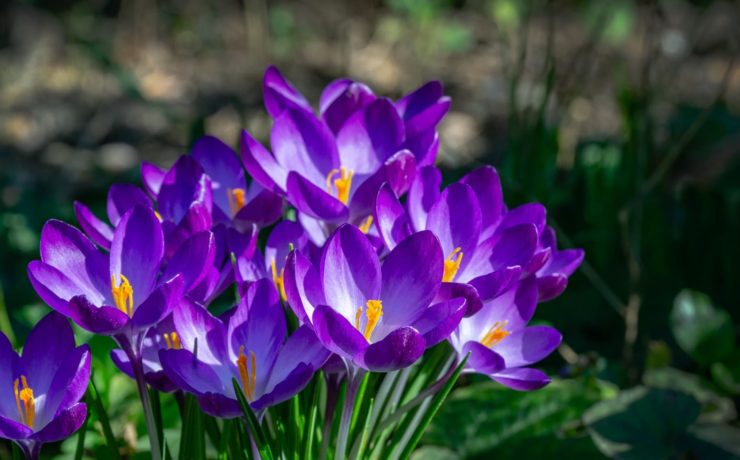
[442,247,463,282]
[326,167,353,204]
[111,274,134,317]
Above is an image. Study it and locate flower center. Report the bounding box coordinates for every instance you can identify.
[326,167,353,204]
[227,188,247,216]
[358,215,374,234]
[480,321,510,348]
[236,346,257,402]
[163,332,182,350]
[13,375,35,428]
[354,299,383,341]
[271,260,287,302]
[442,247,463,282]
[111,274,134,317]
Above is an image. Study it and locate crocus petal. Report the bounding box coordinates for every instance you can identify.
[272,109,338,186]
[492,326,561,368]
[107,184,152,225]
[191,136,246,216]
[68,295,130,335]
[38,346,90,428]
[461,166,503,239]
[537,275,568,302]
[284,250,325,323]
[163,232,216,292]
[110,206,164,302]
[26,262,85,314]
[336,98,405,174]
[252,363,315,412]
[312,305,367,360]
[380,230,443,328]
[435,282,483,317]
[171,298,228,365]
[395,81,450,136]
[498,203,546,235]
[197,393,242,419]
[425,182,482,258]
[321,224,381,320]
[362,327,425,372]
[402,129,439,167]
[110,349,135,380]
[0,334,22,421]
[412,298,467,347]
[374,183,412,251]
[0,415,33,440]
[39,220,109,305]
[267,326,329,390]
[462,341,506,374]
[131,274,184,329]
[158,155,213,224]
[467,266,522,303]
[164,201,214,259]
[73,202,113,249]
[540,247,585,278]
[406,166,441,232]
[234,188,283,228]
[141,161,166,197]
[322,81,376,134]
[21,312,75,397]
[159,349,225,395]
[240,129,288,193]
[286,172,348,222]
[491,367,551,391]
[459,224,537,280]
[348,149,416,220]
[265,221,309,273]
[263,65,313,118]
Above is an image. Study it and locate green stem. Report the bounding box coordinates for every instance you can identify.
[130,351,162,460]
[335,371,363,460]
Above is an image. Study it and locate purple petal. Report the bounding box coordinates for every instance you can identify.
[321,224,381,320]
[462,341,506,374]
[492,326,561,368]
[406,166,441,232]
[107,184,152,225]
[272,109,338,186]
[312,305,367,361]
[252,363,315,412]
[336,98,405,174]
[0,334,22,421]
[491,367,551,391]
[348,149,416,220]
[411,298,467,347]
[0,415,32,440]
[265,221,309,273]
[374,182,412,251]
[141,161,166,197]
[68,295,130,335]
[131,274,184,329]
[268,326,329,388]
[524,248,551,275]
[240,129,288,193]
[38,346,90,428]
[286,172,348,222]
[27,262,85,314]
[362,327,425,372]
[171,298,228,365]
[197,393,242,419]
[425,182,481,258]
[21,312,75,397]
[297,212,331,246]
[234,189,283,227]
[402,129,439,167]
[191,135,246,217]
[73,202,113,249]
[263,66,312,118]
[110,206,164,302]
[459,224,537,280]
[284,250,325,323]
[163,201,213,259]
[158,155,213,224]
[498,203,546,235]
[461,166,503,239]
[320,79,353,113]
[537,275,568,302]
[159,349,226,395]
[39,220,109,305]
[467,266,522,303]
[434,282,483,317]
[322,81,376,134]
[163,231,216,292]
[380,231,443,328]
[395,81,451,136]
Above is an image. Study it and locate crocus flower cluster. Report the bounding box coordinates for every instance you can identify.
[9,66,582,458]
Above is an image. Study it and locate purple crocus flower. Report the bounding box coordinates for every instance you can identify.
[284,224,467,373]
[449,278,562,391]
[26,207,207,348]
[159,280,330,416]
[0,312,90,459]
[535,226,585,301]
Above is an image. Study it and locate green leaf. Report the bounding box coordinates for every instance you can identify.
[684,424,740,459]
[670,290,734,366]
[232,379,274,460]
[424,379,605,459]
[74,402,89,460]
[584,387,701,460]
[179,394,205,460]
[89,375,121,460]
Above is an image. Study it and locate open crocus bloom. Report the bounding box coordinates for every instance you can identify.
[284,224,467,373]
[26,206,199,342]
[159,281,330,416]
[449,278,562,391]
[0,312,90,458]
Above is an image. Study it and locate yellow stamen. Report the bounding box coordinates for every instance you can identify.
[480,321,510,348]
[442,247,463,282]
[271,260,287,302]
[227,188,247,216]
[111,274,134,317]
[164,332,182,350]
[358,215,374,234]
[236,346,257,402]
[14,376,35,428]
[326,167,353,204]
[154,210,163,221]
[355,300,383,341]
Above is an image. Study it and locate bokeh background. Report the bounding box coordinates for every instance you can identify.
[1,0,739,458]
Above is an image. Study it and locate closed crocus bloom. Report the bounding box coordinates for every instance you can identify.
[450,278,562,391]
[535,226,585,302]
[0,312,90,459]
[159,280,330,417]
[284,224,467,374]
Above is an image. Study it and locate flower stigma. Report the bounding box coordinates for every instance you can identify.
[271,260,287,302]
[442,247,463,282]
[111,274,134,317]
[354,299,384,341]
[163,332,182,350]
[13,376,35,428]
[326,167,353,204]
[480,321,510,348]
[236,346,257,402]
[227,188,247,216]
[358,215,374,234]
